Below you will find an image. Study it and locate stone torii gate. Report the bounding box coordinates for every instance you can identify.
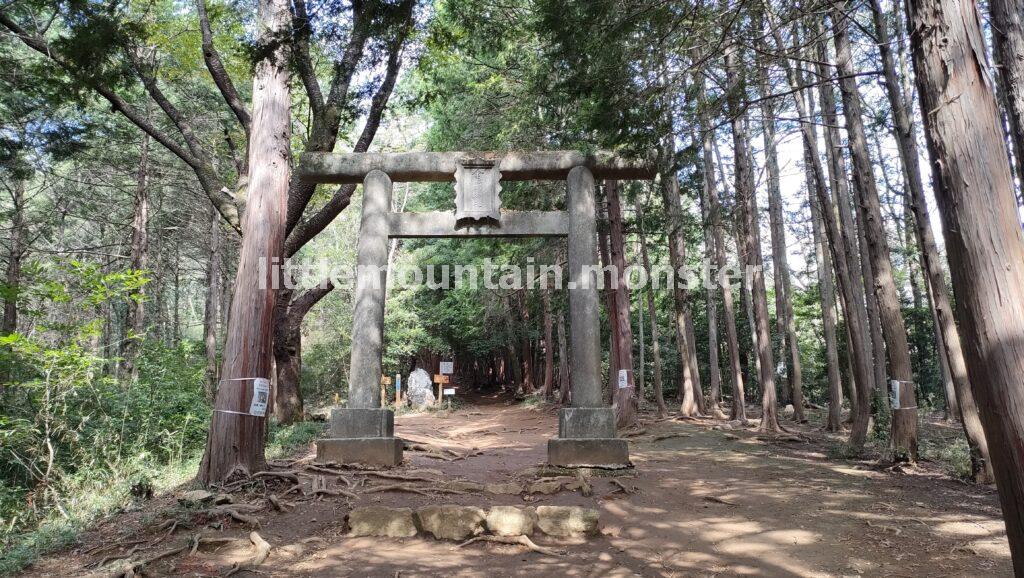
[298,150,655,467]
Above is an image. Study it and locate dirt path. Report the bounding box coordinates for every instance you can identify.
[24,395,1011,577]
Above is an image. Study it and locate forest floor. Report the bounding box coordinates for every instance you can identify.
[19,392,1011,577]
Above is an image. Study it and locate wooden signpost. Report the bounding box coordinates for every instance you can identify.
[380,375,392,407]
[435,361,454,406]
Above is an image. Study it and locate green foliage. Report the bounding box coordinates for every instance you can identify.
[920,434,973,480]
[0,261,209,571]
[266,421,327,460]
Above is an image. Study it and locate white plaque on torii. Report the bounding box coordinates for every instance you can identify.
[454,157,501,225]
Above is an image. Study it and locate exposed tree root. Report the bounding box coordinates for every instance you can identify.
[610,479,638,494]
[309,475,358,499]
[220,532,271,577]
[456,534,563,556]
[650,433,692,442]
[362,483,433,496]
[251,470,301,483]
[191,536,246,554]
[204,503,263,527]
[267,494,296,511]
[85,540,193,578]
[567,470,593,496]
[305,465,354,486]
[359,470,440,483]
[702,495,737,506]
[755,433,804,443]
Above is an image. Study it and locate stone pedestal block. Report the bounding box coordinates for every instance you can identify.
[319,407,403,465]
[329,407,394,438]
[316,437,403,466]
[547,407,629,466]
[547,437,629,467]
[557,407,616,438]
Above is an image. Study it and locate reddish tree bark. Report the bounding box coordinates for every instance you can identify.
[833,5,919,458]
[636,198,668,417]
[907,0,1024,565]
[542,290,555,399]
[198,0,291,485]
[607,180,637,427]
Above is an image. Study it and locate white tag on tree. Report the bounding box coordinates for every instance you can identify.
[618,369,630,389]
[440,361,454,374]
[889,379,901,410]
[250,378,271,417]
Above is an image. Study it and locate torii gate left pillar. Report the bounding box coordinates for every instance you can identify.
[298,151,654,467]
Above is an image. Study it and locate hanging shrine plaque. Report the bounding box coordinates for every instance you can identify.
[454,158,501,225]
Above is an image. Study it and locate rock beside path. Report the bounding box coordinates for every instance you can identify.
[406,368,435,407]
[417,505,486,540]
[348,507,419,537]
[536,506,599,537]
[486,506,537,536]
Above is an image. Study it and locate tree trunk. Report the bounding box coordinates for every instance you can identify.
[597,210,619,401]
[928,276,959,420]
[991,0,1024,193]
[833,4,919,459]
[659,133,703,416]
[761,106,805,422]
[808,147,845,432]
[636,274,646,408]
[273,281,333,424]
[726,47,780,432]
[198,0,291,485]
[699,127,725,418]
[733,115,780,432]
[637,197,668,417]
[857,195,891,423]
[519,295,535,394]
[907,0,1024,565]
[557,311,570,405]
[607,180,637,427]
[810,21,873,440]
[121,133,150,383]
[2,179,25,337]
[737,227,761,392]
[869,0,991,478]
[204,207,222,400]
[709,134,747,422]
[767,12,875,446]
[542,289,555,399]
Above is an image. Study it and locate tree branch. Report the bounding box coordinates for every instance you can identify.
[284,29,407,256]
[284,0,372,234]
[0,11,243,233]
[291,0,324,117]
[290,279,336,320]
[196,0,251,135]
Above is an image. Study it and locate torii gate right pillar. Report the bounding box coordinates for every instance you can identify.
[547,166,630,467]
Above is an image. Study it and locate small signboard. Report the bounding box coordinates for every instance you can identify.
[617,369,630,389]
[440,361,454,374]
[443,388,456,396]
[381,375,393,385]
[890,379,901,410]
[249,378,271,417]
[433,374,450,384]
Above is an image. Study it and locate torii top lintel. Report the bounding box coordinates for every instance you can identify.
[297,150,657,184]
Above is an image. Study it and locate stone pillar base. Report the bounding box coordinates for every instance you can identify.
[316,407,403,466]
[547,438,630,467]
[317,437,403,466]
[547,407,630,467]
